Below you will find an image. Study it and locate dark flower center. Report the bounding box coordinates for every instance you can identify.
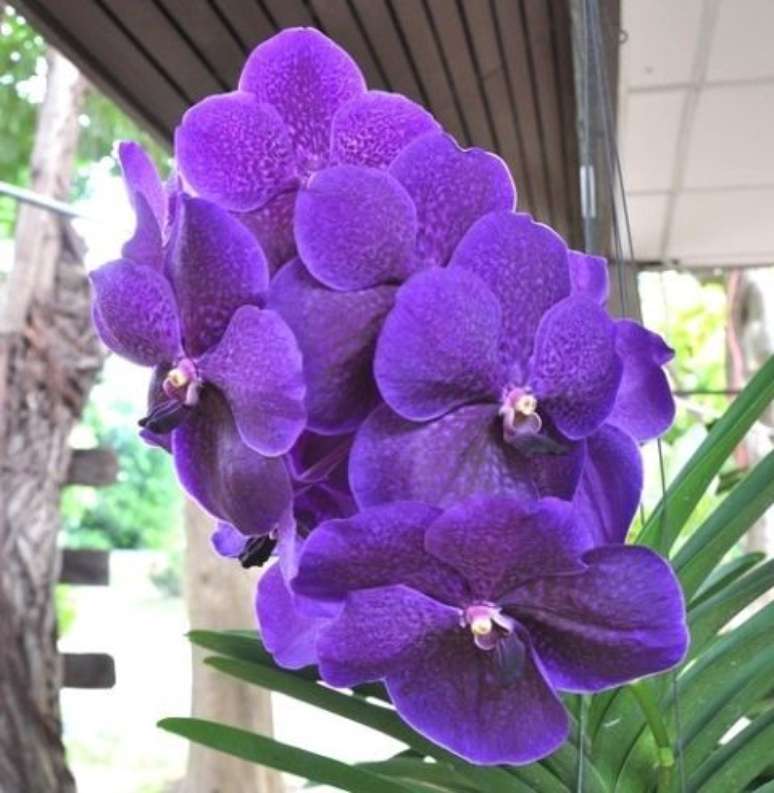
[238,535,278,569]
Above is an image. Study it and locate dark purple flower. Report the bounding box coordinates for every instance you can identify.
[90,148,306,537]
[290,495,688,764]
[269,132,516,434]
[350,211,674,510]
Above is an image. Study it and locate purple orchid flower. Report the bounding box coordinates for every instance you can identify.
[175,28,439,273]
[289,495,688,765]
[90,144,306,538]
[350,210,675,519]
[269,131,516,434]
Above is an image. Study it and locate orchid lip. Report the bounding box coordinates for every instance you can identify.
[499,384,543,441]
[162,357,202,406]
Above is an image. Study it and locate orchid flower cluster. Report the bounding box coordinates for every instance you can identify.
[90,28,688,765]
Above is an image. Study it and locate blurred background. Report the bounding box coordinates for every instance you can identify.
[0,1,771,792]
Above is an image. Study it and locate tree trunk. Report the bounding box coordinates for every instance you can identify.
[182,498,284,793]
[0,51,96,793]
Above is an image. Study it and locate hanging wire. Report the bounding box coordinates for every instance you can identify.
[577,2,686,791]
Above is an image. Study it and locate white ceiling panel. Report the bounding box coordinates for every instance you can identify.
[707,0,774,82]
[669,188,774,263]
[623,90,685,191]
[627,193,669,260]
[684,84,774,188]
[623,0,703,87]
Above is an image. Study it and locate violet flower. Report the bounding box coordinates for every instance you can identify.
[269,131,516,434]
[90,144,306,538]
[290,495,688,765]
[350,210,674,516]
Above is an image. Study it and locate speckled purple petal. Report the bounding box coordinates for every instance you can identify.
[257,564,327,670]
[165,195,269,356]
[389,132,516,268]
[122,192,163,270]
[425,496,591,601]
[235,189,297,274]
[295,165,417,291]
[448,211,571,375]
[330,90,440,169]
[89,258,181,366]
[293,501,468,607]
[608,320,675,441]
[529,297,623,440]
[269,260,396,434]
[119,140,165,222]
[569,250,608,304]
[317,584,460,687]
[175,91,298,212]
[210,521,249,558]
[386,625,568,765]
[199,306,306,456]
[573,424,642,546]
[350,404,584,509]
[172,389,293,536]
[239,28,365,174]
[506,546,688,693]
[375,268,502,421]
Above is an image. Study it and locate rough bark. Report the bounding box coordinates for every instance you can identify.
[0,51,96,793]
[182,498,284,793]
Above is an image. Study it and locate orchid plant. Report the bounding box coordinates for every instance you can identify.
[90,28,774,792]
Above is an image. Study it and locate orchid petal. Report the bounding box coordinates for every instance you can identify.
[506,546,688,692]
[375,268,502,421]
[239,28,365,173]
[295,165,417,291]
[390,132,515,267]
[198,306,306,456]
[529,297,622,439]
[166,195,269,356]
[330,90,439,169]
[89,258,181,366]
[175,91,298,212]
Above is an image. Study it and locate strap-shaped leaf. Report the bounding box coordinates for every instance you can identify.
[691,552,765,607]
[358,758,480,792]
[157,717,418,793]
[688,710,774,792]
[675,451,774,600]
[638,355,774,554]
[687,560,774,658]
[679,646,774,778]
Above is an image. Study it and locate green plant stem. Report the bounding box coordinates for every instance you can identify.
[628,683,675,792]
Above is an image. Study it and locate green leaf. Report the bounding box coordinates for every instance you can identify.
[675,451,774,600]
[689,710,774,792]
[678,646,774,779]
[687,560,774,658]
[357,758,480,792]
[638,354,774,554]
[157,717,417,793]
[691,551,765,606]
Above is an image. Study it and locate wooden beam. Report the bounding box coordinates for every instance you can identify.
[59,549,110,586]
[62,653,116,689]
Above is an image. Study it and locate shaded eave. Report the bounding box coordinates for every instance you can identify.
[14,0,621,248]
